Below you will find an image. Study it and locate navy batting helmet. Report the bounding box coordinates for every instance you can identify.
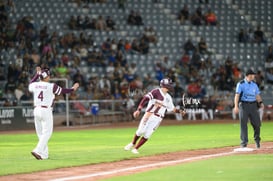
[160,78,173,91]
[40,69,50,79]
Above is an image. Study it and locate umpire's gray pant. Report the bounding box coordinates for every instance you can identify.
[239,102,261,147]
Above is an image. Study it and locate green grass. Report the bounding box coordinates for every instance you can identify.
[104,154,273,181]
[0,122,273,178]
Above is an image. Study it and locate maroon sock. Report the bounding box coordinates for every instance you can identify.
[132,134,140,145]
[135,137,148,149]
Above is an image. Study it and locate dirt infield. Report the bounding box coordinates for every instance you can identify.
[1,119,273,181]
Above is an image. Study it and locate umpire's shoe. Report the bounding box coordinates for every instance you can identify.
[256,142,260,149]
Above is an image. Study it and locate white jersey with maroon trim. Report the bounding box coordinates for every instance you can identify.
[29,81,62,107]
[145,88,175,117]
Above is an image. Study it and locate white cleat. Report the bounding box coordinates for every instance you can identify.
[131,148,139,154]
[124,143,134,151]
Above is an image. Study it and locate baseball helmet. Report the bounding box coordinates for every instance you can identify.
[160,78,173,91]
[40,69,50,79]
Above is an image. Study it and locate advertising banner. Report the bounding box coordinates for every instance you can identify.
[0,107,34,131]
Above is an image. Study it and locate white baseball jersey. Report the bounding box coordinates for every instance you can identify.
[29,81,62,107]
[145,88,175,117]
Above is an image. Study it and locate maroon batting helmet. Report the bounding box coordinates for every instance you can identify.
[160,78,173,91]
[40,69,50,79]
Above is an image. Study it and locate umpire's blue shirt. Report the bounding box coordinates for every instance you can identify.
[235,79,260,102]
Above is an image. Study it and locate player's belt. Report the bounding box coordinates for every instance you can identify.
[241,101,256,104]
[36,105,50,108]
[154,113,164,118]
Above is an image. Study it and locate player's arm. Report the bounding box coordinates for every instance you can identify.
[54,83,80,95]
[173,106,186,116]
[133,96,149,118]
[29,66,42,83]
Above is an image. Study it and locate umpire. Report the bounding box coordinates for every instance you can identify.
[233,69,264,148]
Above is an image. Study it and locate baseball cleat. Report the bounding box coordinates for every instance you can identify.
[131,148,139,154]
[124,143,134,151]
[31,151,42,160]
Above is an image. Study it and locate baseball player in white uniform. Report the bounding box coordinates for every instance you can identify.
[124,78,186,154]
[29,66,79,160]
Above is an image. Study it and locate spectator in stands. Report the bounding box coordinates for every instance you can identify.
[183,39,196,55]
[246,28,255,43]
[255,70,264,90]
[190,12,203,26]
[129,75,143,91]
[76,15,85,29]
[266,69,273,84]
[142,73,154,90]
[265,45,273,62]
[198,37,210,55]
[106,16,116,30]
[127,10,143,26]
[20,88,32,102]
[199,0,209,3]
[68,15,77,29]
[131,38,141,53]
[238,28,248,43]
[204,8,217,26]
[135,11,144,26]
[190,49,202,69]
[178,61,190,84]
[101,38,111,55]
[178,4,190,24]
[6,0,16,13]
[138,37,149,54]
[232,62,242,83]
[121,95,135,121]
[110,38,118,52]
[143,26,157,44]
[118,0,127,11]
[124,39,132,53]
[254,25,266,43]
[160,56,172,74]
[108,50,117,64]
[186,78,199,98]
[87,18,97,30]
[127,10,136,25]
[39,25,49,42]
[96,15,107,31]
[98,75,111,94]
[14,83,24,102]
[54,62,69,78]
[191,6,205,25]
[106,61,115,78]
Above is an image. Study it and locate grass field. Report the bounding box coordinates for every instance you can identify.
[1,121,273,180]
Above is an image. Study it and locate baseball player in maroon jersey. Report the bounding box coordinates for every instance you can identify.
[29,66,79,160]
[124,78,186,154]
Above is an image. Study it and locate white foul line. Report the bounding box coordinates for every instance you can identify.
[50,151,235,181]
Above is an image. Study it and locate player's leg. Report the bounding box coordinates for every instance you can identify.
[132,116,161,153]
[34,109,53,159]
[124,116,148,151]
[32,107,43,159]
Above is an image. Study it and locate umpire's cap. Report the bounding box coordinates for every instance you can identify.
[245,69,256,76]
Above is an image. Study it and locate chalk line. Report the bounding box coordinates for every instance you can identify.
[50,150,235,181]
